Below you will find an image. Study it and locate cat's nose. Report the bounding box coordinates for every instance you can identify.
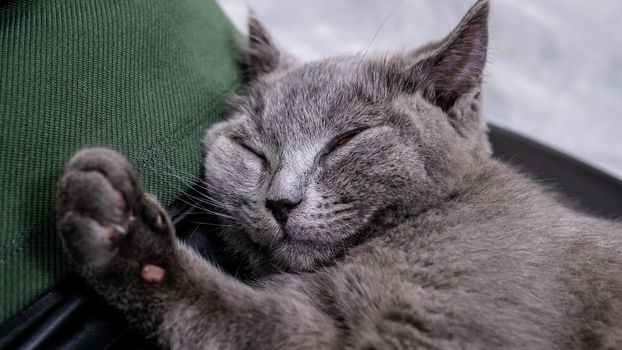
[266,197,301,226]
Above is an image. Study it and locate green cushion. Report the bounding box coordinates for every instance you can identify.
[0,0,240,322]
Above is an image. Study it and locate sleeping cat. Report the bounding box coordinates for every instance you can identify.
[56,1,622,348]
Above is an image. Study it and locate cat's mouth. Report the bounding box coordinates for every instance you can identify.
[281,233,330,246]
[268,220,324,247]
[278,219,324,245]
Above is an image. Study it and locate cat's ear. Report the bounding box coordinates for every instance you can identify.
[412,0,489,112]
[239,14,293,80]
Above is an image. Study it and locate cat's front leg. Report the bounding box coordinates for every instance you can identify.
[57,148,337,349]
[56,147,191,335]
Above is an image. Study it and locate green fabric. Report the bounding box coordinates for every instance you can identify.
[0,0,240,322]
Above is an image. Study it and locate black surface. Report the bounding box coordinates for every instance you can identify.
[1,124,621,350]
[489,125,622,220]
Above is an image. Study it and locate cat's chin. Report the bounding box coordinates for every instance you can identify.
[270,237,345,272]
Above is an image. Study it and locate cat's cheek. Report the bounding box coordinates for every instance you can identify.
[244,158,265,183]
[205,144,263,193]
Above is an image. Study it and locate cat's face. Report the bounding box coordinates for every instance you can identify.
[203,0,491,271]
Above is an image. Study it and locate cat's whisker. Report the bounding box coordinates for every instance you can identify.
[141,163,206,191]
[186,225,200,241]
[141,162,248,216]
[145,168,230,210]
[144,169,233,217]
[188,221,243,230]
[179,190,229,210]
[167,195,235,221]
[356,0,405,70]
[152,168,208,190]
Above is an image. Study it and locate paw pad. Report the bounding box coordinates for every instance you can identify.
[141,264,166,282]
[155,213,164,229]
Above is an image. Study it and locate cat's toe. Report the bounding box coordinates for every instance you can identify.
[57,212,125,270]
[56,148,141,270]
[59,147,142,212]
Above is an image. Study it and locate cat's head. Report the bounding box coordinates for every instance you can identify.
[203,0,491,271]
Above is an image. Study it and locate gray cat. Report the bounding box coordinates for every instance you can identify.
[56,1,622,349]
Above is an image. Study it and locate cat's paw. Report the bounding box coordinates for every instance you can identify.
[56,148,173,279]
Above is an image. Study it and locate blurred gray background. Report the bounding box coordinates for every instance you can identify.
[217,0,622,178]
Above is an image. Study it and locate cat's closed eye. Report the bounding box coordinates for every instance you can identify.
[322,128,366,158]
[232,137,267,163]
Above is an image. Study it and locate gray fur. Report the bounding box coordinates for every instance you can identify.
[57,1,622,348]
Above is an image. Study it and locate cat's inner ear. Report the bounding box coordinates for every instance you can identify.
[413,0,489,112]
[241,15,286,80]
